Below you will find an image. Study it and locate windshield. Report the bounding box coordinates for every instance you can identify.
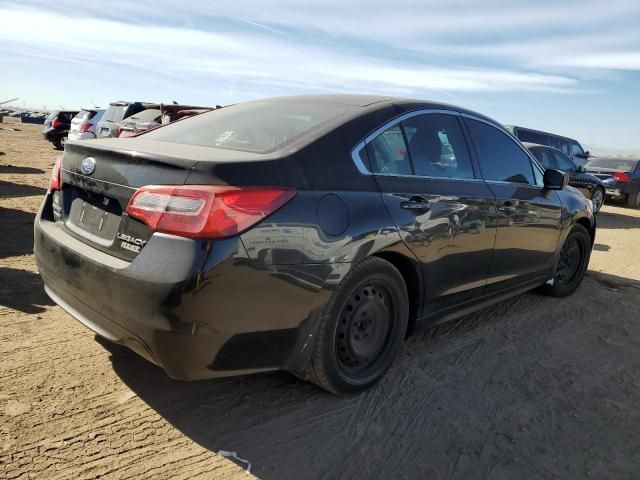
[145,100,357,153]
[587,158,638,172]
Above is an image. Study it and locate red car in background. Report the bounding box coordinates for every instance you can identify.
[117,104,212,137]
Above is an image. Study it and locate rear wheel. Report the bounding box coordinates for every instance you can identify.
[542,224,591,297]
[307,257,408,394]
[53,136,65,150]
[626,190,640,209]
[590,187,604,213]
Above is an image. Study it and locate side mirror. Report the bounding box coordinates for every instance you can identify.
[543,169,569,190]
[577,165,587,173]
[584,151,590,158]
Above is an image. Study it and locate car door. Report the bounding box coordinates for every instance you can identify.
[463,116,563,291]
[360,111,497,315]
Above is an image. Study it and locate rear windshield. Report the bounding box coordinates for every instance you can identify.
[101,105,127,124]
[123,108,161,123]
[145,100,356,153]
[75,110,96,121]
[587,158,638,171]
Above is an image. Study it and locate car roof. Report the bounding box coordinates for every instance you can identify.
[506,124,579,142]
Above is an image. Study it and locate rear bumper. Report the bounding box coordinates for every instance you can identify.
[34,196,333,380]
[604,182,633,197]
[68,131,96,141]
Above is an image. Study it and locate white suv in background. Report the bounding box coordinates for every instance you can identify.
[68,109,105,141]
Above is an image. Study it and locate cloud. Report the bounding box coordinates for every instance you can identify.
[0,4,580,103]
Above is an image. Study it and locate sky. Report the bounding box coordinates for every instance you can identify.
[0,0,639,152]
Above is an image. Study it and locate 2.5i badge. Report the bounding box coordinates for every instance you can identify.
[117,233,147,253]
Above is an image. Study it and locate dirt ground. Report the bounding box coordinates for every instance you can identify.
[1,123,640,480]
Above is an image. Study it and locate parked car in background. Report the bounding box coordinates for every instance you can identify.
[524,143,606,213]
[586,157,640,208]
[117,104,211,138]
[96,101,155,138]
[506,125,590,167]
[68,109,105,141]
[34,95,595,395]
[42,110,80,149]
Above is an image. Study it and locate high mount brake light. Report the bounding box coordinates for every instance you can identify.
[613,171,631,182]
[49,156,62,192]
[126,185,296,238]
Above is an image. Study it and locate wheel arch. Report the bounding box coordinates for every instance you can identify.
[371,250,422,336]
[576,216,596,245]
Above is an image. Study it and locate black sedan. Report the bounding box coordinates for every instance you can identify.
[586,157,640,209]
[34,95,595,394]
[524,143,606,213]
[42,110,80,150]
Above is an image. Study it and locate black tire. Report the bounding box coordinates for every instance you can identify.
[53,137,64,150]
[626,190,640,209]
[307,257,409,394]
[542,224,591,297]
[590,187,605,214]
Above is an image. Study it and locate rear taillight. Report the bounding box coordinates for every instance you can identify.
[49,156,62,191]
[613,171,631,182]
[51,118,62,129]
[115,126,122,137]
[79,123,92,133]
[126,185,296,238]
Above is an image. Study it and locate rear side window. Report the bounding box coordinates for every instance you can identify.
[466,119,534,184]
[517,129,549,146]
[146,100,356,153]
[368,125,411,175]
[402,113,474,179]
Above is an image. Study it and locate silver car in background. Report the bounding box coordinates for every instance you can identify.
[68,109,105,141]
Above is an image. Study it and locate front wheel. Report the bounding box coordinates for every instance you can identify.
[542,224,592,297]
[590,187,604,213]
[307,257,408,394]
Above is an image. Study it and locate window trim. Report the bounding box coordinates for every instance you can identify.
[351,108,482,182]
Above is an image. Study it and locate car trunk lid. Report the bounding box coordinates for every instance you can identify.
[59,139,202,261]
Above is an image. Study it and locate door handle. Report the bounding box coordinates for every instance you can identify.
[400,197,430,211]
[498,202,516,214]
[401,201,430,210]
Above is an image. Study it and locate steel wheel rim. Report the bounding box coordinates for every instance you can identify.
[592,189,603,211]
[336,282,392,374]
[557,236,583,286]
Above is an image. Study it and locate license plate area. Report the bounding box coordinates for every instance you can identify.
[64,187,123,245]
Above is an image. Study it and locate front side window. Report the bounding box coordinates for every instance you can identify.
[570,141,585,157]
[552,150,577,173]
[466,119,534,184]
[531,147,555,170]
[368,125,411,175]
[402,113,474,179]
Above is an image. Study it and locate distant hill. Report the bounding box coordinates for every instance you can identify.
[585,145,639,158]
